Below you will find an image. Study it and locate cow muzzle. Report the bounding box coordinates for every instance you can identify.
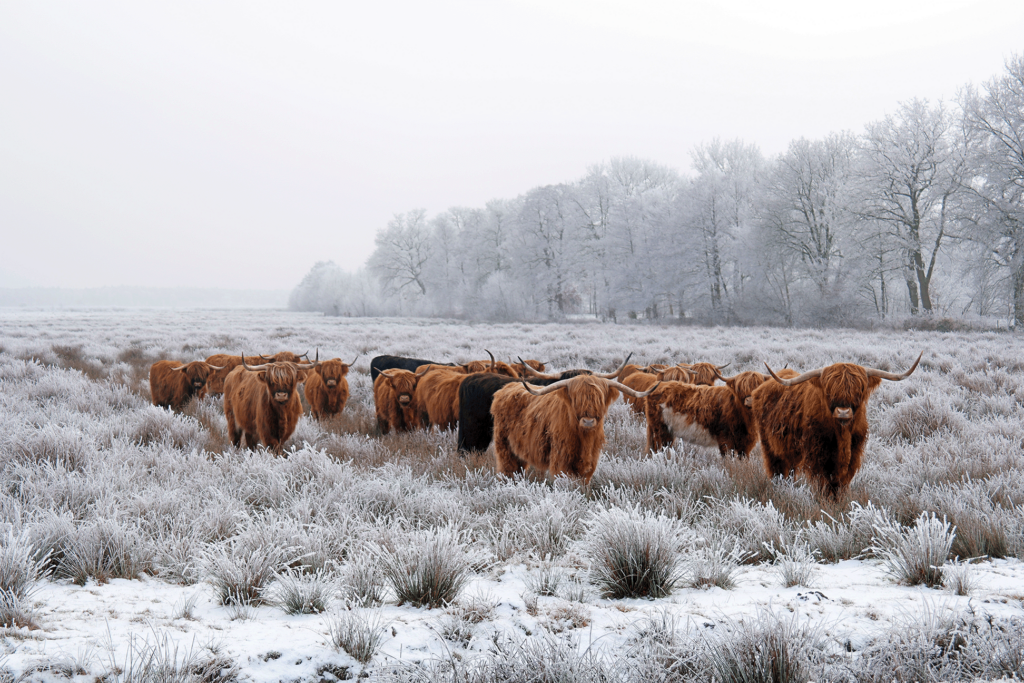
[744,397,753,407]
[326,379,338,387]
[579,417,597,429]
[193,381,205,388]
[399,395,411,405]
[833,407,853,421]
[274,391,290,403]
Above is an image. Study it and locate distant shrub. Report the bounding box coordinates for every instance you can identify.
[339,555,387,608]
[205,541,294,606]
[325,609,389,664]
[375,527,470,608]
[699,608,831,683]
[524,562,564,597]
[766,539,818,588]
[687,536,749,591]
[56,519,152,585]
[267,567,337,615]
[871,513,955,587]
[587,506,681,599]
[0,530,46,628]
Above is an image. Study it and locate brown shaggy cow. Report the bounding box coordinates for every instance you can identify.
[303,355,358,420]
[205,351,307,395]
[508,359,546,376]
[149,360,225,411]
[374,367,430,434]
[490,374,659,483]
[620,365,692,414]
[752,353,922,496]
[644,369,786,455]
[683,362,728,386]
[223,355,318,454]
[415,367,471,430]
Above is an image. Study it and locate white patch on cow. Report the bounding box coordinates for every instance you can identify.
[661,404,717,448]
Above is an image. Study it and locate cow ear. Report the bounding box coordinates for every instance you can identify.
[256,371,267,383]
[605,386,620,407]
[340,365,350,375]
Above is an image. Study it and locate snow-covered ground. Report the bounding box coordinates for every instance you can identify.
[2,309,1023,681]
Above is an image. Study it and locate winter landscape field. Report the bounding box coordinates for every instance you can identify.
[2,308,1024,682]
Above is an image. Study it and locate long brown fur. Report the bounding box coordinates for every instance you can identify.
[373,369,425,435]
[149,360,219,411]
[303,358,352,420]
[490,375,622,483]
[644,370,773,455]
[206,351,304,395]
[751,364,881,496]
[414,367,469,430]
[621,366,691,414]
[223,362,307,454]
[686,362,721,386]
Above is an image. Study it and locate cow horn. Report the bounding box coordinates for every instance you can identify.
[765,362,821,386]
[607,379,661,399]
[293,348,320,369]
[518,356,560,379]
[415,365,432,377]
[242,353,273,371]
[486,349,496,372]
[347,354,360,367]
[300,350,310,360]
[717,363,730,371]
[865,352,923,381]
[207,363,226,371]
[519,377,572,395]
[593,352,633,379]
[170,363,186,372]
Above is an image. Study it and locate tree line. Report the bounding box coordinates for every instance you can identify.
[291,56,1024,327]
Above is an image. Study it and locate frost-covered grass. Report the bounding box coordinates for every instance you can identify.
[2,309,1024,680]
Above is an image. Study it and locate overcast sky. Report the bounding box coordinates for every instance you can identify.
[2,1,1023,290]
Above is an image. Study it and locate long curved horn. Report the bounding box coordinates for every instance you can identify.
[520,378,572,396]
[170,363,187,372]
[300,350,310,360]
[593,352,633,379]
[206,363,226,371]
[717,363,730,371]
[865,352,923,381]
[242,353,274,371]
[518,356,560,379]
[415,365,433,377]
[607,379,661,399]
[292,348,320,370]
[486,349,496,372]
[347,354,360,367]
[765,362,822,386]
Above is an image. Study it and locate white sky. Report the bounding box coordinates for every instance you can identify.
[1,1,1022,289]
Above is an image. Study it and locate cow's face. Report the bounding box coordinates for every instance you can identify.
[564,376,615,431]
[383,370,420,406]
[316,359,348,388]
[257,364,302,404]
[818,364,881,425]
[180,361,216,390]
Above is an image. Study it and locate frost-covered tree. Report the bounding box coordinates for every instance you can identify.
[961,54,1024,327]
[367,210,433,302]
[683,139,763,321]
[859,99,964,315]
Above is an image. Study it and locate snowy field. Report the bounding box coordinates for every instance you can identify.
[2,308,1024,682]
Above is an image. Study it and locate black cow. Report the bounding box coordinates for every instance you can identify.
[457,369,592,452]
[369,355,454,382]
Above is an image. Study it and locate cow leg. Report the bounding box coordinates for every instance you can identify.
[225,406,241,448]
[760,441,789,477]
[242,431,257,450]
[492,427,523,477]
[645,408,673,454]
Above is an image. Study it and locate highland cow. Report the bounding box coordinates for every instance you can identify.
[490,373,658,483]
[303,355,358,420]
[205,351,307,395]
[373,367,430,434]
[149,359,224,411]
[644,369,785,455]
[752,353,922,496]
[223,355,318,454]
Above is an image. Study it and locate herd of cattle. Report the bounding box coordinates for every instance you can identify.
[149,349,923,496]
